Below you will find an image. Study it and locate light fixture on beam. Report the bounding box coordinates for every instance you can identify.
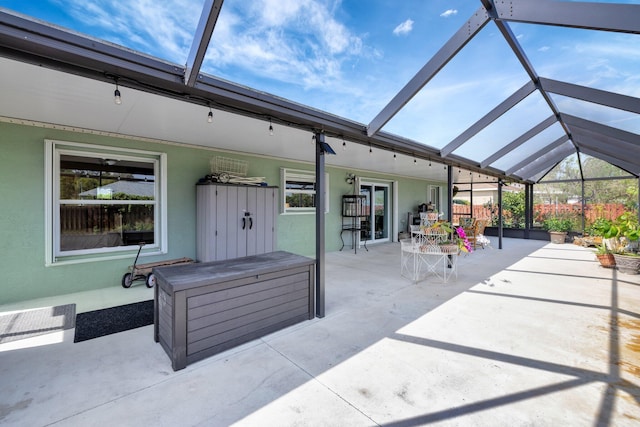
[342,137,346,150]
[207,105,213,123]
[268,118,274,136]
[114,79,122,105]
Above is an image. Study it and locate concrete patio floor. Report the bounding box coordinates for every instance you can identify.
[1,237,639,426]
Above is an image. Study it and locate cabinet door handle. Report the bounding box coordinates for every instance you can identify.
[249,217,253,230]
[242,218,246,230]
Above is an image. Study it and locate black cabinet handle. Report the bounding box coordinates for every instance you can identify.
[249,217,253,230]
[242,218,246,230]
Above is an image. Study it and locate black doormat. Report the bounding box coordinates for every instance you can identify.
[74,300,153,343]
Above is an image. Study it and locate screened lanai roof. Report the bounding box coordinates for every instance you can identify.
[0,0,638,183]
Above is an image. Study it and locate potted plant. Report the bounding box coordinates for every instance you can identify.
[421,220,452,234]
[599,212,640,274]
[586,218,611,244]
[420,221,472,254]
[594,243,616,268]
[542,215,574,244]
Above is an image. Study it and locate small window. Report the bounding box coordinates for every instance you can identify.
[280,168,329,214]
[45,140,167,265]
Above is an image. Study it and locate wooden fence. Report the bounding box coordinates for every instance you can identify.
[60,205,152,233]
[453,203,628,225]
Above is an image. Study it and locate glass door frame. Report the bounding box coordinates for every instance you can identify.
[359,180,391,245]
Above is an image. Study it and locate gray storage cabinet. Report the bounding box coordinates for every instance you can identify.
[153,251,315,371]
[196,183,278,262]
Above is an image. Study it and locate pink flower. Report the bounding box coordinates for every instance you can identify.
[455,226,473,253]
[456,227,467,239]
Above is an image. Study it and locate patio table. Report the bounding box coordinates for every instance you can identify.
[400,229,458,283]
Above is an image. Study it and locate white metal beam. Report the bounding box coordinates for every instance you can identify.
[512,142,575,181]
[579,147,640,176]
[571,128,640,173]
[184,0,224,87]
[486,2,574,151]
[571,126,640,153]
[561,114,640,147]
[366,6,490,137]
[575,133,639,168]
[541,78,640,115]
[491,0,640,34]
[505,135,568,175]
[0,9,181,82]
[480,115,557,168]
[440,81,536,157]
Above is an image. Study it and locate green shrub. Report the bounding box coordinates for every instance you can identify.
[542,216,574,232]
[588,217,613,237]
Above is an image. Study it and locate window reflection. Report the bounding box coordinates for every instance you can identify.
[58,155,156,251]
[60,204,155,250]
[60,155,155,201]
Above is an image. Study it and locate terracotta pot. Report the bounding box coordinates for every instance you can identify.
[595,253,616,268]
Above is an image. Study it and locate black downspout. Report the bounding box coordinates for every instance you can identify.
[447,166,453,223]
[524,183,531,240]
[498,180,503,250]
[470,180,474,220]
[315,131,326,318]
[447,166,453,266]
[529,184,534,236]
[581,179,586,233]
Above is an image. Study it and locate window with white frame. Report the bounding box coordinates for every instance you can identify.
[280,168,329,214]
[429,185,441,213]
[45,140,167,265]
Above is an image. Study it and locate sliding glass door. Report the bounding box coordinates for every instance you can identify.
[360,182,390,244]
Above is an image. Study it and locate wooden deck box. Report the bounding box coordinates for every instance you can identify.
[153,251,315,371]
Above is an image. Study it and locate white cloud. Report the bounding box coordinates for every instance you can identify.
[538,46,550,52]
[49,0,393,120]
[203,0,372,96]
[57,0,372,99]
[61,0,200,63]
[440,9,458,18]
[393,19,414,36]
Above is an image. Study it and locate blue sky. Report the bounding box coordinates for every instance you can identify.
[0,0,479,122]
[2,0,638,153]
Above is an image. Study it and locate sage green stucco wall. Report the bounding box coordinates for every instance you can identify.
[0,122,443,303]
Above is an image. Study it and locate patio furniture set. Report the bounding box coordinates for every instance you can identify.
[401,215,489,284]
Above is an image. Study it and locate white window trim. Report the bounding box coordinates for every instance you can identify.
[280,167,329,214]
[45,139,167,266]
[429,185,442,215]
